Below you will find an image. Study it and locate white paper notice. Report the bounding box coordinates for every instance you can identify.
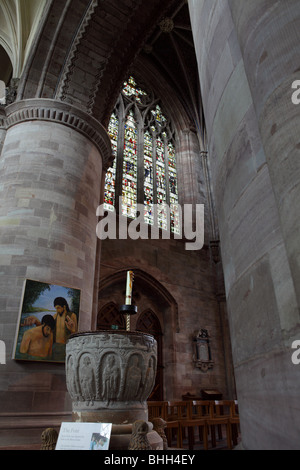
[56,422,112,450]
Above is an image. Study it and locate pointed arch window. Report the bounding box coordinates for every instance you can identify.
[122,109,138,218]
[104,76,180,235]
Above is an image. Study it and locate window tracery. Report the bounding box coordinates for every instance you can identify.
[103,76,180,235]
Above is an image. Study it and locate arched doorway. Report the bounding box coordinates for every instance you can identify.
[136,309,163,401]
[97,269,178,400]
[0,45,12,85]
[96,303,163,400]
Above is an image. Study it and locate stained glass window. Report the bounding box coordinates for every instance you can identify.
[104,76,180,235]
[103,113,118,211]
[152,105,167,128]
[156,137,168,230]
[144,131,154,225]
[123,76,147,104]
[168,143,181,235]
[122,109,138,218]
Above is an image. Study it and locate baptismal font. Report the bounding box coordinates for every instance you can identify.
[65,271,163,450]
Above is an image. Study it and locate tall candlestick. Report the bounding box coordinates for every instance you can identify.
[125,271,134,332]
[125,271,134,305]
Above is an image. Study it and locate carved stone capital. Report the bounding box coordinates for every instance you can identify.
[5,99,113,169]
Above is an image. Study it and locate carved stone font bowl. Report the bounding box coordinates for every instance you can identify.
[66,330,157,425]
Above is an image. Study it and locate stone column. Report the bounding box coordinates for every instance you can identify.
[176,128,211,243]
[189,0,300,449]
[228,0,300,311]
[0,107,6,154]
[0,99,111,424]
[228,0,300,448]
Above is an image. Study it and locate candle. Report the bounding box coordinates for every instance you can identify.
[125,271,134,305]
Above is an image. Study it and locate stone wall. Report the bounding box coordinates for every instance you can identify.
[189,0,300,450]
[98,235,235,402]
[0,99,110,446]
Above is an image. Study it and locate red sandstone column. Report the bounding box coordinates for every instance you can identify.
[176,128,211,243]
[228,0,300,309]
[188,0,300,450]
[0,99,111,430]
[0,107,5,153]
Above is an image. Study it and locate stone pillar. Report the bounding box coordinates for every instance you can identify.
[228,0,300,312]
[0,99,111,425]
[176,128,211,243]
[189,0,300,449]
[0,107,6,154]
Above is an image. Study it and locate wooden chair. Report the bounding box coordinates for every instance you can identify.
[212,400,231,441]
[165,401,189,448]
[179,400,210,450]
[166,401,189,420]
[165,418,183,448]
[190,400,211,442]
[190,400,211,419]
[229,400,240,447]
[206,400,232,449]
[147,401,168,420]
[147,401,182,448]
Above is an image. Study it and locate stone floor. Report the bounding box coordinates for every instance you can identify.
[0,423,241,451]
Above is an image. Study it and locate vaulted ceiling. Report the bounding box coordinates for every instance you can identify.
[137,1,204,136]
[0,0,205,139]
[0,0,47,79]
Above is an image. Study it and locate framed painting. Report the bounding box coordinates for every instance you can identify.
[13,279,81,363]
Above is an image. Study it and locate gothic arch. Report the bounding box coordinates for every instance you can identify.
[97,301,126,331]
[97,268,180,399]
[136,308,162,335]
[98,268,179,332]
[103,75,181,234]
[17,1,202,136]
[0,46,13,85]
[18,0,177,125]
